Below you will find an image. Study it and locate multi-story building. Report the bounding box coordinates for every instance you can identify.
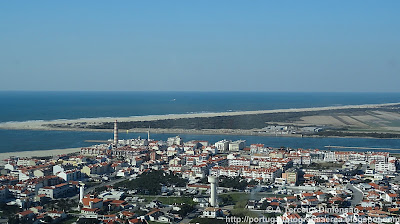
[229,140,246,151]
[214,140,230,152]
[228,158,251,167]
[38,183,71,199]
[282,172,297,185]
[57,169,81,182]
[167,136,183,146]
[242,167,281,182]
[210,166,241,178]
[375,161,396,173]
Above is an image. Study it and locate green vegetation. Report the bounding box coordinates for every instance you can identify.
[77,218,100,224]
[177,204,195,216]
[219,176,257,190]
[135,195,195,205]
[190,218,226,224]
[48,106,400,138]
[263,212,283,218]
[85,181,101,188]
[53,107,376,130]
[93,185,108,193]
[229,199,258,223]
[220,192,250,204]
[0,205,20,221]
[219,194,235,206]
[303,162,343,169]
[68,112,307,130]
[138,195,157,202]
[114,170,187,195]
[313,130,400,138]
[219,192,289,207]
[157,196,195,205]
[45,198,77,212]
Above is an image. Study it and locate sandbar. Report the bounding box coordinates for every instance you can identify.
[1,102,399,131]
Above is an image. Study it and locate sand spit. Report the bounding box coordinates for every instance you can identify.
[0,147,81,165]
[0,102,399,131]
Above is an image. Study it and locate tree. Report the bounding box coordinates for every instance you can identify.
[114,170,188,195]
[43,216,53,223]
[178,204,195,216]
[219,194,234,206]
[219,176,249,190]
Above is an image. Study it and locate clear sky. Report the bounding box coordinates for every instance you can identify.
[0,1,399,92]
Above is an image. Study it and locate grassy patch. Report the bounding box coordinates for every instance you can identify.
[63,216,78,224]
[219,192,288,204]
[137,195,195,205]
[157,196,195,205]
[190,218,226,224]
[255,193,290,198]
[219,192,249,204]
[135,195,157,202]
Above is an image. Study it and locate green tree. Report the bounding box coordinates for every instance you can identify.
[115,170,188,195]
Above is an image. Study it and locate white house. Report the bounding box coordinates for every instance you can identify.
[202,207,223,218]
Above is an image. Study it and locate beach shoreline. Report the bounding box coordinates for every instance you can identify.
[0,147,81,165]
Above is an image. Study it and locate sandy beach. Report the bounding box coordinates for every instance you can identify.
[0,147,81,165]
[0,102,399,131]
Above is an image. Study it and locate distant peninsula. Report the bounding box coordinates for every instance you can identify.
[1,103,400,139]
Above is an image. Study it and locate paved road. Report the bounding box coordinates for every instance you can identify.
[347,184,363,206]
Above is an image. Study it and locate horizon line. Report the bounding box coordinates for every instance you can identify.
[1,90,400,94]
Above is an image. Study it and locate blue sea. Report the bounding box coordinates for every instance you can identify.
[1,91,400,153]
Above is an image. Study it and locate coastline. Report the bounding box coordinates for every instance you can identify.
[0,147,81,165]
[0,102,399,131]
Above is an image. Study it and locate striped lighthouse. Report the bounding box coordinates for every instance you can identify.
[114,120,118,146]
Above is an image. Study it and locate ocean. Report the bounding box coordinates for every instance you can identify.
[1,91,400,153]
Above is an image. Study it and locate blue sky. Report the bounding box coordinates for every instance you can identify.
[0,1,399,92]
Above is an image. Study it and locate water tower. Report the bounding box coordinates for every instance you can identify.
[208,176,218,207]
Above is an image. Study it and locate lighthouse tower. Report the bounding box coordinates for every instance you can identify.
[113,120,118,146]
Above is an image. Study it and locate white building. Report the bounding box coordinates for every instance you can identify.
[375,161,396,173]
[53,165,64,175]
[57,169,81,182]
[214,140,230,152]
[17,159,37,167]
[202,207,223,218]
[229,140,246,151]
[167,136,183,146]
[228,158,251,167]
[38,183,71,199]
[210,166,241,178]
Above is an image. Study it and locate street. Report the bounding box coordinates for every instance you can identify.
[346,183,363,206]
